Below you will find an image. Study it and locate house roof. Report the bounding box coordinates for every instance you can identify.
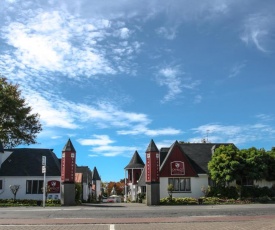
[62,138,76,152]
[0,148,61,176]
[76,166,93,183]
[160,142,234,174]
[146,139,159,153]
[138,142,233,185]
[92,166,101,180]
[137,167,145,186]
[124,150,145,169]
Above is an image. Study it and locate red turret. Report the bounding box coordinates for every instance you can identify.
[145,139,159,183]
[61,139,76,183]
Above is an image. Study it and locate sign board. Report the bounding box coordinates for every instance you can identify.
[42,165,46,173]
[171,161,185,175]
[42,156,46,166]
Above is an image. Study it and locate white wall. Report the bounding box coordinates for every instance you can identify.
[160,175,208,199]
[0,176,60,200]
[127,182,138,201]
[255,180,275,188]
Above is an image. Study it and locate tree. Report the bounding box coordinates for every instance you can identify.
[9,185,20,201]
[167,184,174,202]
[208,145,240,186]
[265,148,275,181]
[0,77,42,148]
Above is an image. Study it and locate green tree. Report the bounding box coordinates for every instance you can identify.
[0,77,42,148]
[239,147,268,183]
[208,144,240,186]
[265,147,275,181]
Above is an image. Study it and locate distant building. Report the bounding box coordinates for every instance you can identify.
[124,150,145,201]
[125,140,275,203]
[0,140,101,201]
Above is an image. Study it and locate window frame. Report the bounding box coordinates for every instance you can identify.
[26,180,44,194]
[168,178,191,192]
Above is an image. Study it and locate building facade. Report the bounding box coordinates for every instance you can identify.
[0,140,101,202]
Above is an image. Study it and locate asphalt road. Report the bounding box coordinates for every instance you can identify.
[0,203,274,229]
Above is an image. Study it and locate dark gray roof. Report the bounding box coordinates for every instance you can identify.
[160,142,234,174]
[124,151,145,169]
[0,148,61,176]
[92,167,101,180]
[76,166,93,183]
[137,167,145,187]
[146,139,159,153]
[0,141,3,153]
[62,139,76,152]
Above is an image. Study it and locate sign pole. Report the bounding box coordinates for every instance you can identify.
[42,156,46,208]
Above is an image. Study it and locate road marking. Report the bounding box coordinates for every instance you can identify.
[110,224,115,230]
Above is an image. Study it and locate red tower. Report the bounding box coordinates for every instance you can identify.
[61,139,76,205]
[61,139,76,183]
[145,139,160,205]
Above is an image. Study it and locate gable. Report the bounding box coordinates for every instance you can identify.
[160,142,197,177]
[0,148,61,177]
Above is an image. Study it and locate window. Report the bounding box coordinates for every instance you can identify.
[168,178,191,192]
[26,180,44,194]
[0,180,2,190]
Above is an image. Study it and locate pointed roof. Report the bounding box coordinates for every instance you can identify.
[62,139,76,152]
[0,141,4,153]
[92,166,101,180]
[0,148,61,176]
[159,142,234,174]
[146,139,159,153]
[137,167,146,186]
[124,150,145,169]
[76,166,93,184]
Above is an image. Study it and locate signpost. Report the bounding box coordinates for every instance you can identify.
[42,156,46,208]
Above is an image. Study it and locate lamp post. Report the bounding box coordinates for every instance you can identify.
[42,156,46,208]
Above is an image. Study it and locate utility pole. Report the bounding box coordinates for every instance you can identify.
[42,156,46,208]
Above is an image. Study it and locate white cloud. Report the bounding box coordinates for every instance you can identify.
[156,66,200,103]
[0,9,143,81]
[241,13,274,52]
[90,144,137,157]
[156,27,177,40]
[118,126,181,136]
[191,122,275,146]
[229,62,246,78]
[119,27,130,39]
[25,90,80,129]
[157,67,182,103]
[78,135,115,146]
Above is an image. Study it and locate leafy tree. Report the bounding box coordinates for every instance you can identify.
[208,144,240,185]
[241,147,268,182]
[9,185,20,201]
[265,148,275,181]
[0,77,42,148]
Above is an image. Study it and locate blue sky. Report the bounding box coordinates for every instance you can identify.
[1,0,275,182]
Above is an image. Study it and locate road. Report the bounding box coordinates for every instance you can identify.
[0,203,274,229]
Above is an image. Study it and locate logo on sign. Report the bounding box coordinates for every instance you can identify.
[171,161,185,175]
[47,180,60,193]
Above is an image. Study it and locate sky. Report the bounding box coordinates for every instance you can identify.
[1,0,275,182]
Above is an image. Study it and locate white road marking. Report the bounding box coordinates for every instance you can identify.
[110,224,115,230]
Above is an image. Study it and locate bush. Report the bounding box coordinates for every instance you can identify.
[207,186,239,199]
[160,197,198,205]
[0,199,61,207]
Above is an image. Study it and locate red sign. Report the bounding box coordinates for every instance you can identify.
[47,180,60,193]
[61,152,76,183]
[171,161,185,175]
[145,152,160,183]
